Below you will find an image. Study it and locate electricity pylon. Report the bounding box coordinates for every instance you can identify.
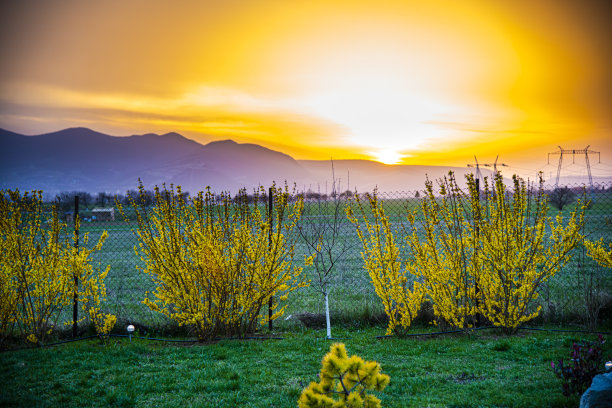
[481,155,508,174]
[547,146,600,190]
[467,156,483,183]
[467,155,508,184]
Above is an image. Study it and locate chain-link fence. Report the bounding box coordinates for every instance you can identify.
[68,183,611,330]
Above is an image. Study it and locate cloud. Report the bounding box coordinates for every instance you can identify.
[0,84,347,155]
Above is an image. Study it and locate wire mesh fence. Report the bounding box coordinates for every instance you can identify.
[64,182,612,330]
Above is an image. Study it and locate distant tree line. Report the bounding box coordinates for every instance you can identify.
[41,183,609,214]
[46,189,191,212]
[300,190,354,201]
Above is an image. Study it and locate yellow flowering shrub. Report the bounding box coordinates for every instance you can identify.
[70,226,116,341]
[298,343,390,408]
[0,190,114,346]
[0,206,20,345]
[0,190,70,345]
[120,183,310,341]
[584,238,612,268]
[475,174,585,332]
[348,172,585,335]
[346,193,424,335]
[405,172,585,333]
[405,174,481,330]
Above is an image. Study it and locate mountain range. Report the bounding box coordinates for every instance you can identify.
[0,127,600,196]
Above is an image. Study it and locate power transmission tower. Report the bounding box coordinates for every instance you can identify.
[467,156,483,184]
[547,146,600,190]
[481,155,508,174]
[467,155,508,183]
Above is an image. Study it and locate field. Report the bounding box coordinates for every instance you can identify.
[1,326,608,407]
[70,188,612,331]
[2,185,611,408]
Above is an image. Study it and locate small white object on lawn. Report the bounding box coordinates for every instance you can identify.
[127,324,135,342]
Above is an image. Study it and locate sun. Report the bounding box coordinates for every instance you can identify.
[371,149,404,165]
[294,68,454,164]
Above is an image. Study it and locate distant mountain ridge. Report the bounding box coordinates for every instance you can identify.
[2,127,603,195]
[0,127,310,194]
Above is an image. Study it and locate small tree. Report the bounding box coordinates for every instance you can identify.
[548,186,576,211]
[298,175,354,339]
[119,183,311,341]
[299,343,390,408]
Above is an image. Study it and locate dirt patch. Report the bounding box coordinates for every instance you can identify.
[449,372,486,384]
[295,312,327,328]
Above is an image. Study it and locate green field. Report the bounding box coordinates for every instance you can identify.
[1,326,607,407]
[62,189,612,332]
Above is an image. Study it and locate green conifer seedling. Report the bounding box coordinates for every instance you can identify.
[298,343,390,408]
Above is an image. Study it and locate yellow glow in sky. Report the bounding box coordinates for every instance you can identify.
[0,0,610,169]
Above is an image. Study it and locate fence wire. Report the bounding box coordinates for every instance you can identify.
[67,183,611,329]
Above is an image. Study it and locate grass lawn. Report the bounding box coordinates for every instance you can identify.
[1,326,606,407]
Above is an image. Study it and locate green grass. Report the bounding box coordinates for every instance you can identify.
[1,326,607,407]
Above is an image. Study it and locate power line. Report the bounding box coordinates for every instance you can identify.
[547,145,601,190]
[467,155,508,183]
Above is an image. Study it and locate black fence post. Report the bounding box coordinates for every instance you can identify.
[73,195,79,338]
[474,178,482,327]
[268,186,274,331]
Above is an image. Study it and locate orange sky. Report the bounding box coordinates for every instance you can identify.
[0,0,610,177]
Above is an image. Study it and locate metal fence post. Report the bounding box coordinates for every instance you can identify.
[73,195,79,338]
[268,186,274,331]
[474,178,482,327]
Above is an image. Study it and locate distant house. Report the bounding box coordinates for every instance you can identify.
[91,207,115,221]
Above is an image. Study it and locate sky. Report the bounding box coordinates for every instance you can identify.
[1,0,611,178]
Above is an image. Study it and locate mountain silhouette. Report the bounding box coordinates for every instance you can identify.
[0,127,506,195]
[0,127,308,194]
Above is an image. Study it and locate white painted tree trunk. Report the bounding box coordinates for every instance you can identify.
[324,290,331,339]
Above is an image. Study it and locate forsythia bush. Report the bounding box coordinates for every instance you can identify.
[73,234,116,341]
[405,174,481,330]
[0,190,114,346]
[584,238,612,268]
[120,183,310,341]
[348,172,586,334]
[346,193,424,335]
[299,343,390,408]
[474,174,584,332]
